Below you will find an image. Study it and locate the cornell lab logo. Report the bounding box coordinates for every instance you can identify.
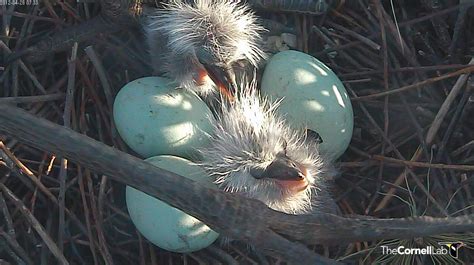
[381,241,466,258]
[438,242,464,258]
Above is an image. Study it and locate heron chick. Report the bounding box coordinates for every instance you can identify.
[143,0,265,100]
[199,82,335,214]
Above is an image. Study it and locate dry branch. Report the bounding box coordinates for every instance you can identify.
[272,213,474,244]
[0,105,336,265]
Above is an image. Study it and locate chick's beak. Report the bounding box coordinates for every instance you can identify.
[201,62,237,102]
[257,154,309,193]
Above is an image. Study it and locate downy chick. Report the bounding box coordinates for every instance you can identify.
[143,0,265,101]
[199,81,336,214]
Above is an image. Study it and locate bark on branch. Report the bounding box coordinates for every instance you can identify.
[0,104,473,264]
[271,213,474,245]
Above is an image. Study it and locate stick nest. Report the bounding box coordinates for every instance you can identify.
[1,0,473,264]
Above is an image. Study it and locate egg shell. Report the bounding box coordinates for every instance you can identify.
[126,155,219,253]
[113,77,214,159]
[261,50,353,160]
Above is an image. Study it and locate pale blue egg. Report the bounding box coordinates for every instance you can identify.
[126,155,219,253]
[113,77,214,159]
[261,50,353,160]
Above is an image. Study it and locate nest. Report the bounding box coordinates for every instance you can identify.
[0,0,473,264]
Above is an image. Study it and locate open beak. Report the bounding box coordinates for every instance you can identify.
[201,63,237,102]
[255,154,309,193]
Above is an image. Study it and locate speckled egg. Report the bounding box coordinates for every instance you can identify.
[126,155,219,253]
[261,50,353,160]
[113,77,214,159]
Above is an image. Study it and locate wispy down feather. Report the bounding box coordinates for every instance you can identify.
[143,0,265,95]
[199,80,333,214]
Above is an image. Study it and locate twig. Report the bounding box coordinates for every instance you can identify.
[420,0,451,50]
[0,193,15,238]
[84,46,114,110]
[0,239,25,265]
[77,168,100,265]
[452,140,474,157]
[0,141,88,234]
[0,183,70,265]
[247,0,329,15]
[371,155,474,171]
[0,94,65,104]
[229,244,260,264]
[339,64,468,78]
[313,26,363,68]
[352,64,474,101]
[0,40,47,94]
[137,233,146,265]
[435,77,474,162]
[87,172,115,265]
[75,60,113,137]
[0,9,65,25]
[205,245,239,265]
[148,244,157,265]
[315,2,474,57]
[349,88,448,215]
[425,58,474,145]
[30,154,48,226]
[58,42,78,252]
[326,21,381,50]
[340,161,376,167]
[0,230,34,265]
[448,0,470,55]
[401,2,474,27]
[7,0,135,64]
[11,54,19,97]
[369,0,389,215]
[374,146,423,212]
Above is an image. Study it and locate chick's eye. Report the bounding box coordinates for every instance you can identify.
[249,166,264,179]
